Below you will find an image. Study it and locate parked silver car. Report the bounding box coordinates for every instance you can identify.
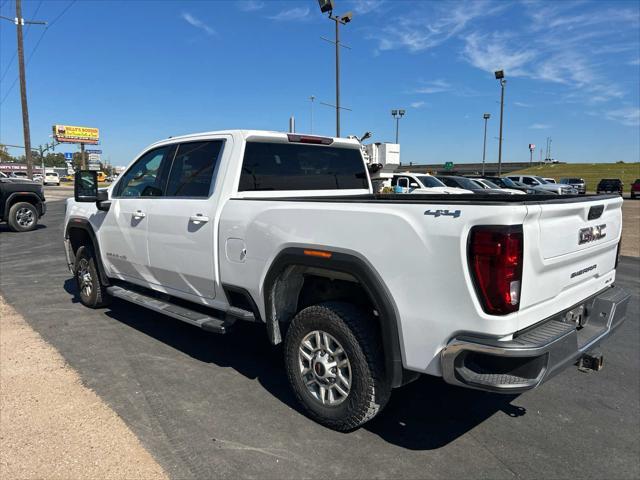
[559,177,586,194]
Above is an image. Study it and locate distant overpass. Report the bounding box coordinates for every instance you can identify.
[396,162,562,175]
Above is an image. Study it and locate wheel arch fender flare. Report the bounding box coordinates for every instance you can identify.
[5,191,43,213]
[262,247,405,388]
[65,218,110,286]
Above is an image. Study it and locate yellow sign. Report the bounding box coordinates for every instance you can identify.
[53,125,100,144]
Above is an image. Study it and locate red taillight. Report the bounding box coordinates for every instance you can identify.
[287,134,333,145]
[468,225,523,315]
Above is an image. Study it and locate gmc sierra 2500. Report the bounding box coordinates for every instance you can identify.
[64,130,629,430]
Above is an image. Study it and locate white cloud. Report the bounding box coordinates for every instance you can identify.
[410,101,426,108]
[363,0,637,113]
[351,0,385,15]
[605,107,640,127]
[238,1,264,12]
[514,101,531,108]
[413,79,451,94]
[372,0,507,53]
[461,32,536,77]
[268,7,310,21]
[181,12,215,35]
[529,123,551,129]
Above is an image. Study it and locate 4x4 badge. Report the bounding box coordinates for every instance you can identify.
[424,209,461,218]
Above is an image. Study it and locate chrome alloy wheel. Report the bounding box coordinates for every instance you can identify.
[298,330,352,406]
[15,207,35,228]
[77,258,93,298]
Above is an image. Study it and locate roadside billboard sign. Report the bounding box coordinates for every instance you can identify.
[88,162,101,171]
[88,153,101,162]
[53,125,100,144]
[64,152,73,160]
[529,143,535,151]
[85,149,102,154]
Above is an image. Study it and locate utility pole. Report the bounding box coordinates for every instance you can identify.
[1,1,46,179]
[16,0,32,177]
[482,113,490,176]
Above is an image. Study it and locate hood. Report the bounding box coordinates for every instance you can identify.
[1,178,37,185]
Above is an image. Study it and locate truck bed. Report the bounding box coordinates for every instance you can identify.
[234,193,619,204]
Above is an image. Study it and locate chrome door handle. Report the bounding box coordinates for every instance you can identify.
[189,214,209,223]
[132,210,146,219]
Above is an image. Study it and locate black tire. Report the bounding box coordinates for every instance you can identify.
[7,201,38,232]
[284,301,390,431]
[74,245,110,308]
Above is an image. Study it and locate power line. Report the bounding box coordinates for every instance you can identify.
[0,0,42,83]
[0,0,75,105]
[48,0,76,28]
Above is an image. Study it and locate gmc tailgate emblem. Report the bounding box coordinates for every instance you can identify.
[579,224,606,245]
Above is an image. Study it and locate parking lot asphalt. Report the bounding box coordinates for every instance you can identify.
[1,199,639,479]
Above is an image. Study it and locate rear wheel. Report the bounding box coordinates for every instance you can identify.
[74,246,110,308]
[284,301,390,431]
[7,201,38,232]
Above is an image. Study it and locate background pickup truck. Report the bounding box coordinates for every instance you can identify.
[64,130,629,431]
[0,171,46,232]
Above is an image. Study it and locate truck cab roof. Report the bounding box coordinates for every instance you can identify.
[149,130,361,150]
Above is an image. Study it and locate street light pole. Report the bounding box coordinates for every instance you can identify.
[495,70,506,176]
[309,95,315,133]
[318,1,352,138]
[391,109,405,144]
[482,113,490,176]
[334,17,340,137]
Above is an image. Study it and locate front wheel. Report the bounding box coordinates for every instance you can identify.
[74,246,110,308]
[284,302,390,431]
[7,201,38,232]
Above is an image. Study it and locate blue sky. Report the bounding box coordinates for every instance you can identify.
[1,0,638,167]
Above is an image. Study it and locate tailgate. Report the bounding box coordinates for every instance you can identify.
[518,196,622,327]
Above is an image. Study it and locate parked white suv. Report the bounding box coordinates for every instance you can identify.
[63,130,629,430]
[508,175,576,194]
[391,173,472,194]
[44,171,60,186]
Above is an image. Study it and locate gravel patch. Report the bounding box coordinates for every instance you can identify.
[0,297,168,480]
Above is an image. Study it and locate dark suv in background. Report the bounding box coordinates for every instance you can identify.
[596,178,623,196]
[631,179,640,199]
[559,177,586,194]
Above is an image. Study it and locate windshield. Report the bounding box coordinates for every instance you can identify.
[534,176,548,184]
[497,177,517,188]
[480,179,499,188]
[417,176,446,188]
[447,177,479,190]
[0,171,7,178]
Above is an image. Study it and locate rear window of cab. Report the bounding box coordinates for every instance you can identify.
[239,142,368,191]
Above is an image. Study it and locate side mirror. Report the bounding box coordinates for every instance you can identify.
[74,170,98,202]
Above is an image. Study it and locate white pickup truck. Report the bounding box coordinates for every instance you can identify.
[64,130,630,431]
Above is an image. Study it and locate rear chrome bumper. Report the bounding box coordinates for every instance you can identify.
[441,286,630,393]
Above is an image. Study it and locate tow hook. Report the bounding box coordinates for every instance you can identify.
[577,350,604,372]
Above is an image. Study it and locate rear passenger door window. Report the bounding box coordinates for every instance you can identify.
[165,141,224,197]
